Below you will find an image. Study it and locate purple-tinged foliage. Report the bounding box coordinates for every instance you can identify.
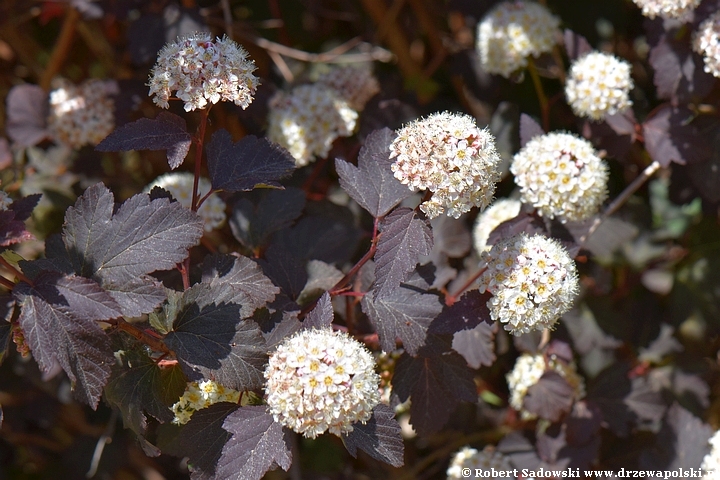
[519,113,544,147]
[342,404,404,467]
[229,188,306,250]
[5,84,48,147]
[563,29,592,61]
[523,371,575,422]
[303,291,333,329]
[0,194,40,247]
[643,105,711,167]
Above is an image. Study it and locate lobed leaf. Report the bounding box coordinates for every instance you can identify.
[523,371,575,422]
[451,322,497,369]
[95,112,192,169]
[0,194,41,247]
[342,404,404,467]
[335,128,413,217]
[642,105,710,167]
[229,188,306,250]
[303,291,333,330]
[648,32,714,104]
[206,130,296,192]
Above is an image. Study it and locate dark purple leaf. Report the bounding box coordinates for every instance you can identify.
[216,405,292,480]
[342,404,404,467]
[104,349,187,434]
[361,282,442,356]
[104,279,168,318]
[582,111,637,160]
[651,403,712,470]
[274,214,362,265]
[229,188,306,249]
[565,216,639,259]
[14,273,122,408]
[648,33,714,103]
[520,113,544,147]
[201,253,279,319]
[96,112,191,169]
[626,376,667,425]
[536,403,602,470]
[452,322,497,369]
[165,283,267,391]
[687,138,720,202]
[392,350,477,435]
[259,305,302,349]
[431,290,493,334]
[303,291,333,329]
[0,296,12,365]
[638,324,682,363]
[258,246,307,301]
[523,371,575,422]
[486,210,546,246]
[498,431,542,471]
[546,340,574,364]
[0,212,33,247]
[9,194,41,222]
[643,105,711,167]
[335,128,413,217]
[563,29,592,61]
[206,130,295,192]
[373,208,433,298]
[5,84,48,147]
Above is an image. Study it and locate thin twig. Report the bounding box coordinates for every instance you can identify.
[86,409,117,478]
[40,6,80,91]
[445,266,487,306]
[527,57,549,131]
[104,318,172,355]
[0,256,31,285]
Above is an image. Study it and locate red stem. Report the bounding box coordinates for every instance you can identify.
[0,275,15,290]
[103,318,172,355]
[191,108,211,212]
[444,266,487,306]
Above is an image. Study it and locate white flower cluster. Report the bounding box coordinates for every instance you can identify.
[702,430,720,480]
[146,172,226,231]
[473,198,522,253]
[478,233,578,335]
[476,1,560,78]
[317,66,380,111]
[47,78,117,148]
[267,84,358,166]
[694,12,720,79]
[264,328,381,438]
[447,446,514,479]
[0,191,13,211]
[506,353,585,420]
[632,0,700,21]
[390,112,502,219]
[565,52,634,120]
[171,380,241,425]
[511,132,608,223]
[148,32,259,112]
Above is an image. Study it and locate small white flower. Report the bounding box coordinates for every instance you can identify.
[148,32,259,112]
[146,172,226,231]
[48,78,117,148]
[447,446,513,479]
[565,51,634,120]
[511,132,608,223]
[473,198,522,253]
[632,0,700,21]
[694,12,720,79]
[317,66,380,111]
[702,430,720,479]
[478,233,578,335]
[171,380,241,425]
[476,1,560,78]
[264,328,380,438]
[390,112,502,219]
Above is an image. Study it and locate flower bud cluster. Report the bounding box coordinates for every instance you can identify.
[390,112,501,219]
[171,380,241,425]
[565,52,633,120]
[694,12,720,78]
[506,353,585,420]
[267,84,358,166]
[148,32,259,112]
[511,132,608,223]
[473,198,522,253]
[476,1,560,78]
[264,328,380,438]
[447,446,514,479]
[632,0,700,21]
[478,233,578,335]
[48,78,117,148]
[146,172,226,231]
[317,66,380,111]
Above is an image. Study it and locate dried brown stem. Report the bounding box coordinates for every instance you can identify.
[104,318,172,355]
[40,6,80,91]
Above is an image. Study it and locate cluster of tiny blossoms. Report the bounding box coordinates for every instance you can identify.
[264,328,380,438]
[473,198,522,253]
[267,84,357,166]
[506,353,585,420]
[476,1,560,78]
[511,132,608,223]
[632,0,700,21]
[390,112,501,219]
[565,52,634,120]
[171,380,241,425]
[694,12,720,79]
[47,78,117,148]
[148,32,259,112]
[702,430,720,479]
[478,233,578,335]
[146,173,226,231]
[447,446,514,479]
[317,66,380,111]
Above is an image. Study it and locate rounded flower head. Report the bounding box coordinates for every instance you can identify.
[148,32,259,112]
[317,66,380,111]
[511,132,608,223]
[48,78,117,148]
[171,380,241,425]
[506,353,585,420]
[447,446,513,479]
[390,112,501,219]
[702,430,720,479]
[264,328,381,438]
[476,1,560,78]
[146,172,226,231]
[473,198,522,253]
[478,233,578,335]
[694,11,720,78]
[565,51,633,120]
[267,84,358,166]
[632,0,700,21]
